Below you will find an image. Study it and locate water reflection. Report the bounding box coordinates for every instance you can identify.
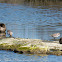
[0,0,62,40]
[0,50,62,62]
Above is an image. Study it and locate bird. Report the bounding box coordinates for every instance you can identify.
[0,26,6,32]
[50,33,60,39]
[59,37,62,44]
[0,23,6,32]
[7,30,13,37]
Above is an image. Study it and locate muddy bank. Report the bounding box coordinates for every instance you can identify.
[0,38,62,56]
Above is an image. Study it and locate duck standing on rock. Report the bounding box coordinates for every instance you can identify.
[50,33,60,39]
[7,30,13,37]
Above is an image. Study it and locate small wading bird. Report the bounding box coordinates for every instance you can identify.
[7,30,13,37]
[50,33,60,39]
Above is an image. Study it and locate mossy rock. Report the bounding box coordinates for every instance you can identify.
[30,46,48,54]
[0,37,62,55]
[17,47,30,51]
[47,51,62,56]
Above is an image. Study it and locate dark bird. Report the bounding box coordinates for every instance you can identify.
[59,37,62,44]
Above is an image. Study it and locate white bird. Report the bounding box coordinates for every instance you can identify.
[50,33,60,39]
[7,30,13,37]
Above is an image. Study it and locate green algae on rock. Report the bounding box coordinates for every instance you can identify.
[0,38,62,56]
[47,51,62,56]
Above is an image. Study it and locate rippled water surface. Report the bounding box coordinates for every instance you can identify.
[0,50,62,62]
[0,1,62,40]
[0,0,62,62]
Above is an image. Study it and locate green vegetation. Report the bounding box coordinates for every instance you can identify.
[0,38,62,56]
[47,51,62,56]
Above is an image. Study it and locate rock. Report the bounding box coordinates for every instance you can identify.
[0,38,62,55]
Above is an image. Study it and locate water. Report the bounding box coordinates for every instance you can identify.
[0,1,62,40]
[0,50,62,62]
[0,0,62,62]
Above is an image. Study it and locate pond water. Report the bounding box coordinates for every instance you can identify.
[0,50,62,62]
[0,0,62,62]
[0,0,62,41]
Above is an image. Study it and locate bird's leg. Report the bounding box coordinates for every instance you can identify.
[9,35,12,38]
[54,37,56,41]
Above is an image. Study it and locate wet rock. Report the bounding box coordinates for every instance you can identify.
[13,49,23,54]
[18,51,23,54]
[13,49,19,53]
[0,38,62,55]
[47,51,62,56]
